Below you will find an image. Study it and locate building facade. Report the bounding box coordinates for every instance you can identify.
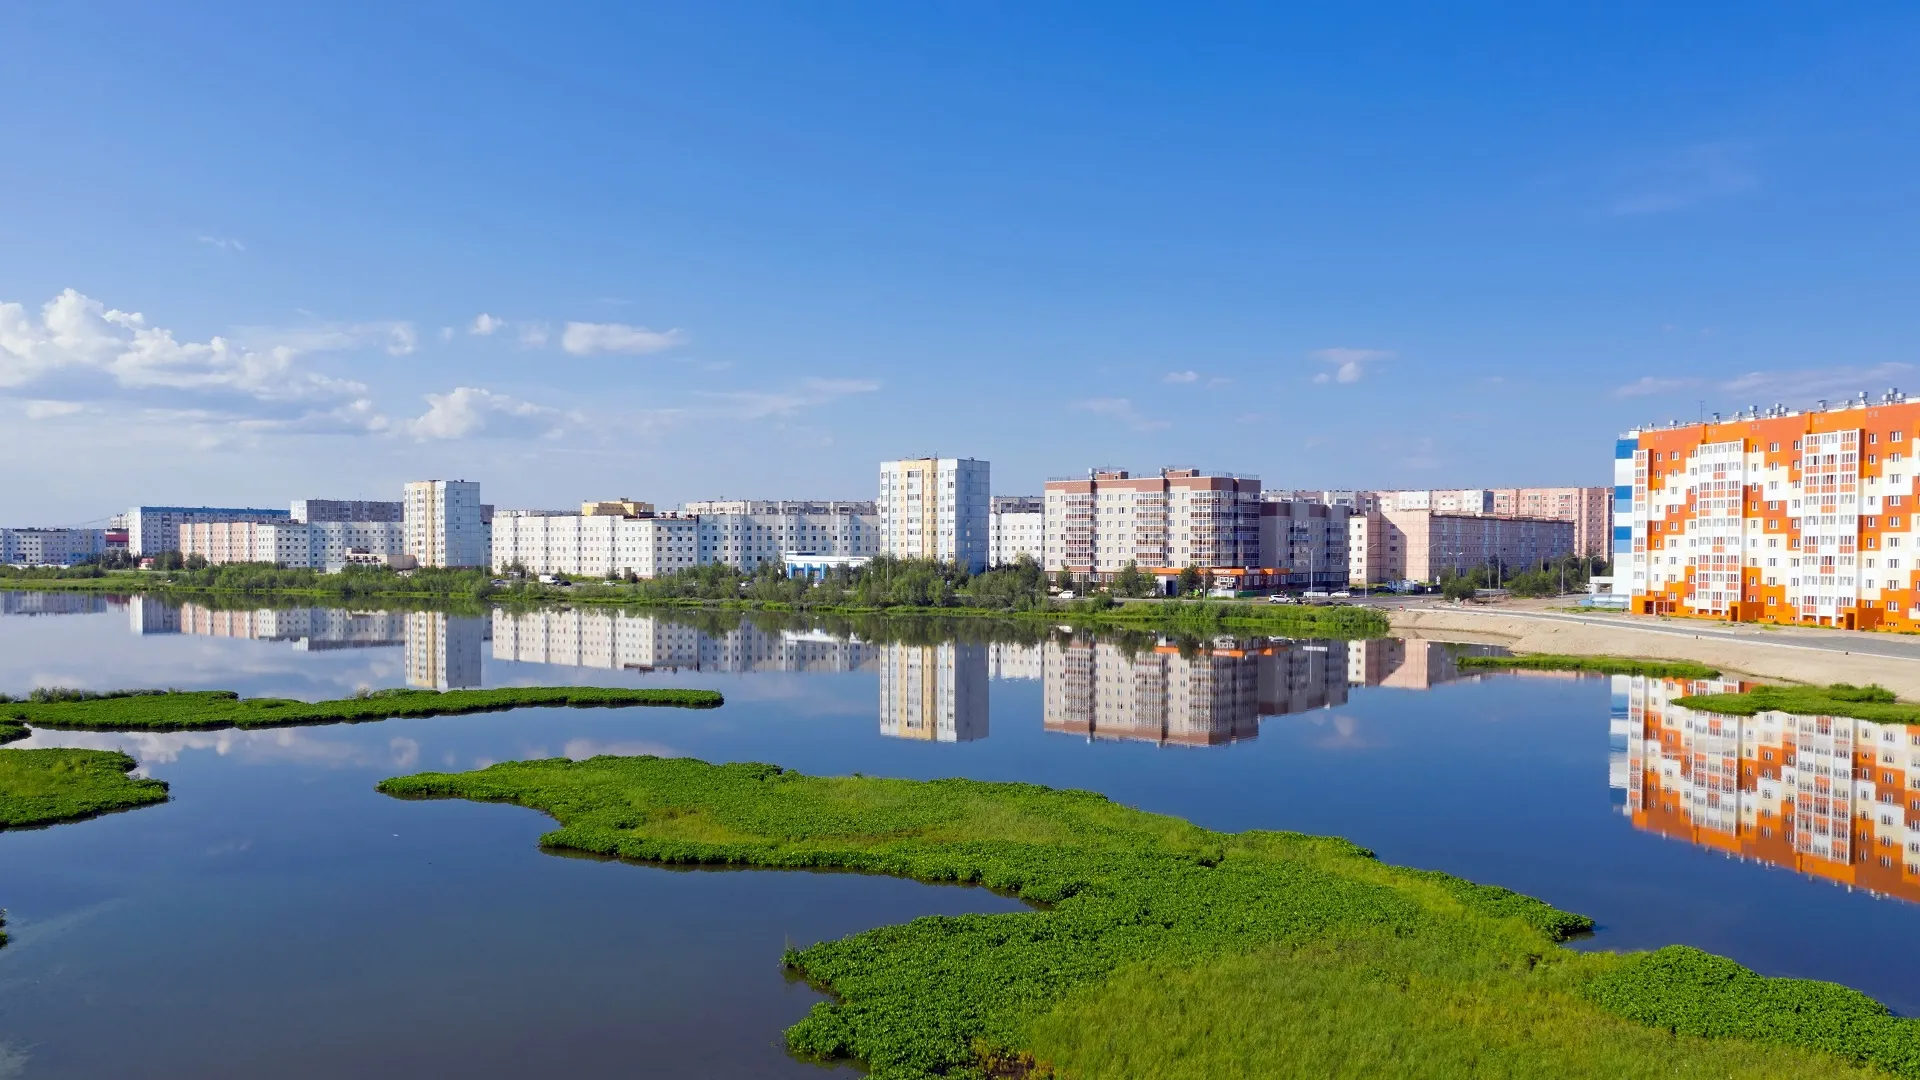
[177,520,408,569]
[404,481,489,568]
[1043,468,1262,584]
[1350,508,1575,584]
[490,502,879,578]
[1365,487,1612,558]
[1258,500,1351,589]
[1616,394,1920,629]
[290,499,404,524]
[125,505,289,556]
[877,457,991,573]
[987,495,1045,567]
[0,527,106,566]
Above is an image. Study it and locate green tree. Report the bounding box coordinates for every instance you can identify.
[1111,561,1152,599]
[1055,568,1077,594]
[1177,565,1202,597]
[1442,574,1476,602]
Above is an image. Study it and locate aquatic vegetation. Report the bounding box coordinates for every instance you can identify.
[379,756,1906,1079]
[0,719,24,745]
[1458,653,1721,679]
[1678,683,1919,722]
[0,748,169,829]
[1,686,724,735]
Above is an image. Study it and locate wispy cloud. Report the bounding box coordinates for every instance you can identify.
[469,313,506,336]
[1072,397,1170,431]
[697,377,880,420]
[1720,363,1912,403]
[1609,143,1758,217]
[1311,347,1392,385]
[1614,375,1703,398]
[196,235,245,252]
[517,322,551,348]
[1163,370,1199,384]
[560,321,689,356]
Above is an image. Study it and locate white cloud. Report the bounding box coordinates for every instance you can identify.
[1163,370,1199,384]
[1610,143,1758,217]
[1311,347,1391,384]
[470,313,506,336]
[517,322,551,348]
[385,324,417,356]
[196,235,245,252]
[23,400,85,420]
[439,326,455,342]
[1072,397,1171,432]
[396,386,567,441]
[698,377,880,420]
[1720,363,1911,403]
[1614,375,1703,398]
[560,321,689,356]
[0,289,371,410]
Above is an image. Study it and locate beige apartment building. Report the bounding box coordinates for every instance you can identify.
[1043,467,1263,584]
[1348,508,1577,585]
[1368,487,1612,558]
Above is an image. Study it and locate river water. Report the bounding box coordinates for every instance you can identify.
[4,592,1920,1076]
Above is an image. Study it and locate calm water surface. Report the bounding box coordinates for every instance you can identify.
[5,592,1920,1077]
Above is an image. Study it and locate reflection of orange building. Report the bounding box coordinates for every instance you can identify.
[1615,675,1920,903]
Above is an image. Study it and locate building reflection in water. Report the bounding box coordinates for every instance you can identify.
[1612,675,1920,904]
[489,609,877,674]
[878,643,988,743]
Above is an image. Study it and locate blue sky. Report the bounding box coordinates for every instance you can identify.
[4,4,1918,523]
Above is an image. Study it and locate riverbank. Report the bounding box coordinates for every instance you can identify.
[1390,605,1920,697]
[379,755,1916,1079]
[1,686,723,735]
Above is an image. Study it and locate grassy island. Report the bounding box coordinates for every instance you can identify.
[380,756,1913,1079]
[0,748,170,830]
[0,686,723,735]
[1677,682,1918,722]
[1458,653,1722,679]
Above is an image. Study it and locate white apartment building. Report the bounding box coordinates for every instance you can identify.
[405,612,487,689]
[125,505,289,556]
[1258,499,1352,589]
[988,496,1045,567]
[877,457,991,573]
[491,511,700,578]
[490,503,879,578]
[0,527,106,566]
[1043,467,1263,583]
[405,481,489,568]
[178,520,409,570]
[291,499,404,523]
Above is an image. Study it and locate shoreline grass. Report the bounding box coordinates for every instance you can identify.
[0,748,170,830]
[1458,654,1722,679]
[1677,682,1916,721]
[1,686,723,735]
[378,755,1911,1079]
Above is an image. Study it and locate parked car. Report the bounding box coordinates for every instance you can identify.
[1303,590,1331,599]
[1330,590,1352,598]
[1267,594,1298,604]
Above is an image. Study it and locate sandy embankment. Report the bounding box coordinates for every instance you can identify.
[1388,607,1920,699]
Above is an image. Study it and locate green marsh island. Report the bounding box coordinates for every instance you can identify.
[0,685,722,734]
[0,748,169,830]
[379,755,1919,1080]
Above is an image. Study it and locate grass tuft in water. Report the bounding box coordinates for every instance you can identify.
[0,748,169,830]
[1458,653,1721,678]
[1678,683,1917,721]
[0,685,723,735]
[377,755,1906,1079]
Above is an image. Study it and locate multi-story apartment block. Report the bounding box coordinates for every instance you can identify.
[290,499,404,524]
[1043,468,1262,584]
[404,481,489,568]
[878,642,989,742]
[0,527,106,566]
[988,495,1044,567]
[179,520,409,569]
[490,501,878,578]
[1616,395,1920,629]
[1258,500,1351,589]
[1042,637,1347,747]
[877,458,991,573]
[680,499,877,516]
[1348,508,1574,584]
[405,612,487,689]
[1613,673,1920,903]
[1264,489,1375,512]
[1366,487,1612,558]
[125,505,289,556]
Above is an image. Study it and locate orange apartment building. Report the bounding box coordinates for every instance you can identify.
[1617,392,1920,629]
[1615,674,1920,904]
